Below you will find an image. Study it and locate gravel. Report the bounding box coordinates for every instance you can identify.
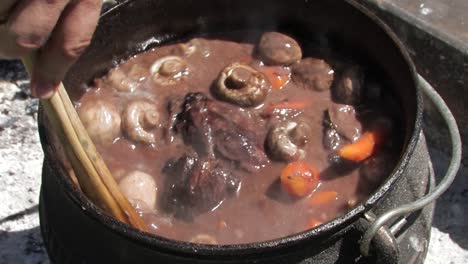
[0,60,466,263]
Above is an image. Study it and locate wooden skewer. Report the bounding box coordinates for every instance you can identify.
[23,54,148,231]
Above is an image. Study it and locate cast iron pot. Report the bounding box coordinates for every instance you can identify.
[37,0,433,263]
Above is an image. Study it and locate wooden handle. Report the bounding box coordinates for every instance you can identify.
[23,54,148,231]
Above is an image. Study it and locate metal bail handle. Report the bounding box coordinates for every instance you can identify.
[356,212,399,264]
[360,75,463,257]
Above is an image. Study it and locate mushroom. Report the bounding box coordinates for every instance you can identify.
[291,58,334,91]
[267,121,312,161]
[78,100,121,145]
[122,100,160,144]
[333,65,364,105]
[258,32,302,65]
[189,234,218,245]
[106,64,148,93]
[119,170,157,212]
[150,56,189,85]
[214,63,271,107]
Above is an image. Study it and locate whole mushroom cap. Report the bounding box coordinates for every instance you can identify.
[150,56,189,85]
[121,99,160,144]
[119,170,157,211]
[214,63,270,107]
[78,100,121,145]
[267,121,312,162]
[258,32,302,66]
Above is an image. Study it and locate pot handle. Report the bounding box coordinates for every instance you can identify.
[360,74,462,257]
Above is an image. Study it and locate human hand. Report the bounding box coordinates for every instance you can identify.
[0,0,103,98]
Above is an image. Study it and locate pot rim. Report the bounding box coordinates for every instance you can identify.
[41,0,423,258]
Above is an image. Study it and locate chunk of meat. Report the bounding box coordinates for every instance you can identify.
[164,96,185,143]
[291,58,334,91]
[326,103,362,142]
[175,93,215,157]
[162,93,269,218]
[162,154,240,219]
[205,98,262,133]
[176,93,269,171]
[323,120,343,150]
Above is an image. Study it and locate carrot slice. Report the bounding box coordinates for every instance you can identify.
[308,191,338,206]
[337,130,382,162]
[306,218,323,229]
[280,161,319,197]
[260,66,290,89]
[266,100,310,111]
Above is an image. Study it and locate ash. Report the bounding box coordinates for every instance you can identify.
[0,60,48,264]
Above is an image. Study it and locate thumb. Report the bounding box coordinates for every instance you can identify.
[31,0,102,99]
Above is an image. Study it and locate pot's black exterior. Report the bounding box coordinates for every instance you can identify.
[39,134,433,264]
[38,0,427,263]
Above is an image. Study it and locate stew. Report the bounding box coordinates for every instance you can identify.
[75,31,402,244]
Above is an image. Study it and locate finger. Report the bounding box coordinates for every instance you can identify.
[0,0,70,59]
[32,0,102,98]
[0,0,18,21]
